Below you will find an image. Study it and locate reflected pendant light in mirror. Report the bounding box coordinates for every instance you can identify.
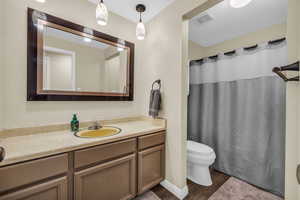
[96,0,108,26]
[83,27,93,43]
[230,0,252,8]
[136,4,146,40]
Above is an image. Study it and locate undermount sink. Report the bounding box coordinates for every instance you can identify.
[74,127,121,138]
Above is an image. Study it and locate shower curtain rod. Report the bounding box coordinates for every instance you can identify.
[190,37,286,64]
[273,61,299,82]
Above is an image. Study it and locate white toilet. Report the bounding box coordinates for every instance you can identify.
[187,140,216,186]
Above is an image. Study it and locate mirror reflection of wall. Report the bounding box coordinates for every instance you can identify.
[43,47,75,91]
[103,46,128,93]
[43,26,128,93]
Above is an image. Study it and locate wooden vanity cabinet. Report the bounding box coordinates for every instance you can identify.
[0,177,68,200]
[0,132,166,200]
[0,154,69,200]
[73,139,137,200]
[74,154,136,200]
[137,132,166,194]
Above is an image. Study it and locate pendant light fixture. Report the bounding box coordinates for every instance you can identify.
[136,4,146,40]
[230,0,252,8]
[96,0,108,26]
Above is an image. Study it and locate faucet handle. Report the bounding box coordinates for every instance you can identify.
[0,147,5,162]
[88,121,102,130]
[95,121,103,129]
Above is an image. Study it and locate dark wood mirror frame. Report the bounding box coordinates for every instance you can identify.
[27,8,134,101]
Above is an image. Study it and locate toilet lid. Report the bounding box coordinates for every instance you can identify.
[187,141,214,155]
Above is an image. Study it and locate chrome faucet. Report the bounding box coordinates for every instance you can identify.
[88,121,102,130]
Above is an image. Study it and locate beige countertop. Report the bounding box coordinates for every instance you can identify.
[0,117,166,167]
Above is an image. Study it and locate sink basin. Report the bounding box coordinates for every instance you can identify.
[75,127,121,138]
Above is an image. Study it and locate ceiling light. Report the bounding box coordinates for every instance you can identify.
[230,0,252,8]
[136,4,146,40]
[36,0,46,3]
[96,0,108,26]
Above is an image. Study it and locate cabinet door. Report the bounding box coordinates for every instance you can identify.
[0,177,68,200]
[74,154,136,200]
[0,154,68,193]
[138,145,165,194]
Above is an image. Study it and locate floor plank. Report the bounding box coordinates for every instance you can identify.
[151,170,230,200]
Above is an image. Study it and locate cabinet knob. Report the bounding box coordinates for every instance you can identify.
[0,147,5,162]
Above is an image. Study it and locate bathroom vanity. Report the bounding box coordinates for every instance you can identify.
[0,118,166,200]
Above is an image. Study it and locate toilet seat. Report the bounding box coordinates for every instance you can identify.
[187,141,215,157]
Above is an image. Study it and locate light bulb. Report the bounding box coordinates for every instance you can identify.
[136,22,146,40]
[83,37,92,43]
[117,47,124,52]
[36,0,46,3]
[96,1,108,26]
[230,0,252,8]
[117,39,125,51]
[83,28,93,43]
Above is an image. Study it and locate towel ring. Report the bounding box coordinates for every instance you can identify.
[152,79,161,90]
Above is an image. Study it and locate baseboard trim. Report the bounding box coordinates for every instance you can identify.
[160,180,189,200]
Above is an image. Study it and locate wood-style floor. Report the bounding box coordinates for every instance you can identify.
[151,170,230,200]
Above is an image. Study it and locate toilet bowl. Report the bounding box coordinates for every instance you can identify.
[187,140,216,186]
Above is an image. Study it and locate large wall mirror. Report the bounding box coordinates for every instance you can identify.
[27,8,134,101]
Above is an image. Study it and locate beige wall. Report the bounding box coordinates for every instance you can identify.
[103,47,128,93]
[137,0,217,189]
[286,0,300,199]
[188,40,205,60]
[1,0,142,129]
[189,23,287,59]
[45,51,73,90]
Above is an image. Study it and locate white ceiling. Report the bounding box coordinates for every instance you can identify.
[88,0,175,23]
[189,0,288,47]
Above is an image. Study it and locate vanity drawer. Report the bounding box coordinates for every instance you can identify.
[74,138,137,169]
[138,132,166,150]
[0,154,68,193]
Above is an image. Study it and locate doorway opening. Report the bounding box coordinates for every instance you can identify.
[184,0,288,199]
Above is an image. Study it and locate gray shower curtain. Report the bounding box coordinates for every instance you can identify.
[188,42,286,196]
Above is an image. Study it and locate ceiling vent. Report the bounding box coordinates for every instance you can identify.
[196,13,214,25]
